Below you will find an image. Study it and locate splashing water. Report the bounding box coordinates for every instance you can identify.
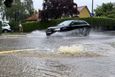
[58,45,84,54]
[57,43,115,56]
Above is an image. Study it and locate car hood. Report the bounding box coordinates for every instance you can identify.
[48,27,57,29]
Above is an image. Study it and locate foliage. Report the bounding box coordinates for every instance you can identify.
[9,20,19,32]
[22,21,38,32]
[0,0,2,5]
[40,0,79,21]
[1,0,34,22]
[21,17,115,32]
[0,0,5,19]
[95,2,115,18]
[0,21,2,34]
[81,18,115,30]
[22,0,34,16]
[4,0,13,7]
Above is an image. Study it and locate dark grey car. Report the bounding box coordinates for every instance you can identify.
[46,20,91,36]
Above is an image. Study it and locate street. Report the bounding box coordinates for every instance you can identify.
[0,30,115,77]
[1,0,115,76]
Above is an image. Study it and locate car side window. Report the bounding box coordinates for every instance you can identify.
[71,22,80,25]
[79,21,87,25]
[71,21,87,26]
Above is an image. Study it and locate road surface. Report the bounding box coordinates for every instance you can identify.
[0,30,115,77]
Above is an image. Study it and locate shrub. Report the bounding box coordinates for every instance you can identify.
[22,17,115,32]
[81,18,115,31]
[22,21,38,32]
[0,21,2,34]
[9,21,19,32]
[107,14,115,18]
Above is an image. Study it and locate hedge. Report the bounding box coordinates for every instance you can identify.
[9,21,19,32]
[21,17,115,32]
[0,21,2,34]
[82,18,115,30]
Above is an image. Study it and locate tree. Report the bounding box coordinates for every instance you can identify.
[95,2,115,18]
[4,0,13,7]
[0,0,5,20]
[22,0,34,16]
[40,0,79,21]
[3,0,34,22]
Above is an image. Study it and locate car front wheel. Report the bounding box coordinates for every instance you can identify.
[46,29,54,36]
[3,29,9,33]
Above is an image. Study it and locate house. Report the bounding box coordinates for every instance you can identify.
[26,11,39,21]
[77,6,91,18]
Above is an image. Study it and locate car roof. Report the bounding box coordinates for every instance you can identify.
[65,20,86,22]
[65,20,89,25]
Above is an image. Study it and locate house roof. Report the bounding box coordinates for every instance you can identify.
[77,6,90,13]
[26,13,38,21]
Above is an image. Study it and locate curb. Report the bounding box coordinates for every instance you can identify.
[0,49,37,54]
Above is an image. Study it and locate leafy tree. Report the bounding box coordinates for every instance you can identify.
[4,0,13,7]
[22,0,34,16]
[3,0,34,22]
[0,0,5,20]
[95,2,115,18]
[40,0,79,21]
[0,0,2,5]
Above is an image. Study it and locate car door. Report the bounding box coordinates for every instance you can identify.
[59,21,72,31]
[70,21,87,29]
[70,21,81,30]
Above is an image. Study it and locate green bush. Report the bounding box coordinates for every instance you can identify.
[22,17,115,32]
[107,14,115,18]
[81,18,115,30]
[22,18,79,32]
[9,21,19,32]
[22,21,38,32]
[0,21,2,34]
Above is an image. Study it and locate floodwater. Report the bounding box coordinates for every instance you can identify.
[0,30,115,77]
[0,30,115,56]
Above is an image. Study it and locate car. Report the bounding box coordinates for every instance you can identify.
[46,20,91,36]
[0,21,12,33]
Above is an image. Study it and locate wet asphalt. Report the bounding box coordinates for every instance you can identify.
[0,30,115,77]
[0,30,115,53]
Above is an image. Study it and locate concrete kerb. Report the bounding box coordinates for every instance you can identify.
[0,49,37,54]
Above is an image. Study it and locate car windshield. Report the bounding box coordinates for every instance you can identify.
[57,20,72,27]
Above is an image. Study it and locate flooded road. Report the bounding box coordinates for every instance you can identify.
[0,52,115,77]
[0,30,115,77]
[0,30,115,56]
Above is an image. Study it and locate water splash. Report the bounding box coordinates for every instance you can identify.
[57,43,115,56]
[27,30,46,37]
[58,45,84,54]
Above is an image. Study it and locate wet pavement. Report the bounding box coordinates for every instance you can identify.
[0,30,115,77]
[0,30,115,54]
[0,53,115,77]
